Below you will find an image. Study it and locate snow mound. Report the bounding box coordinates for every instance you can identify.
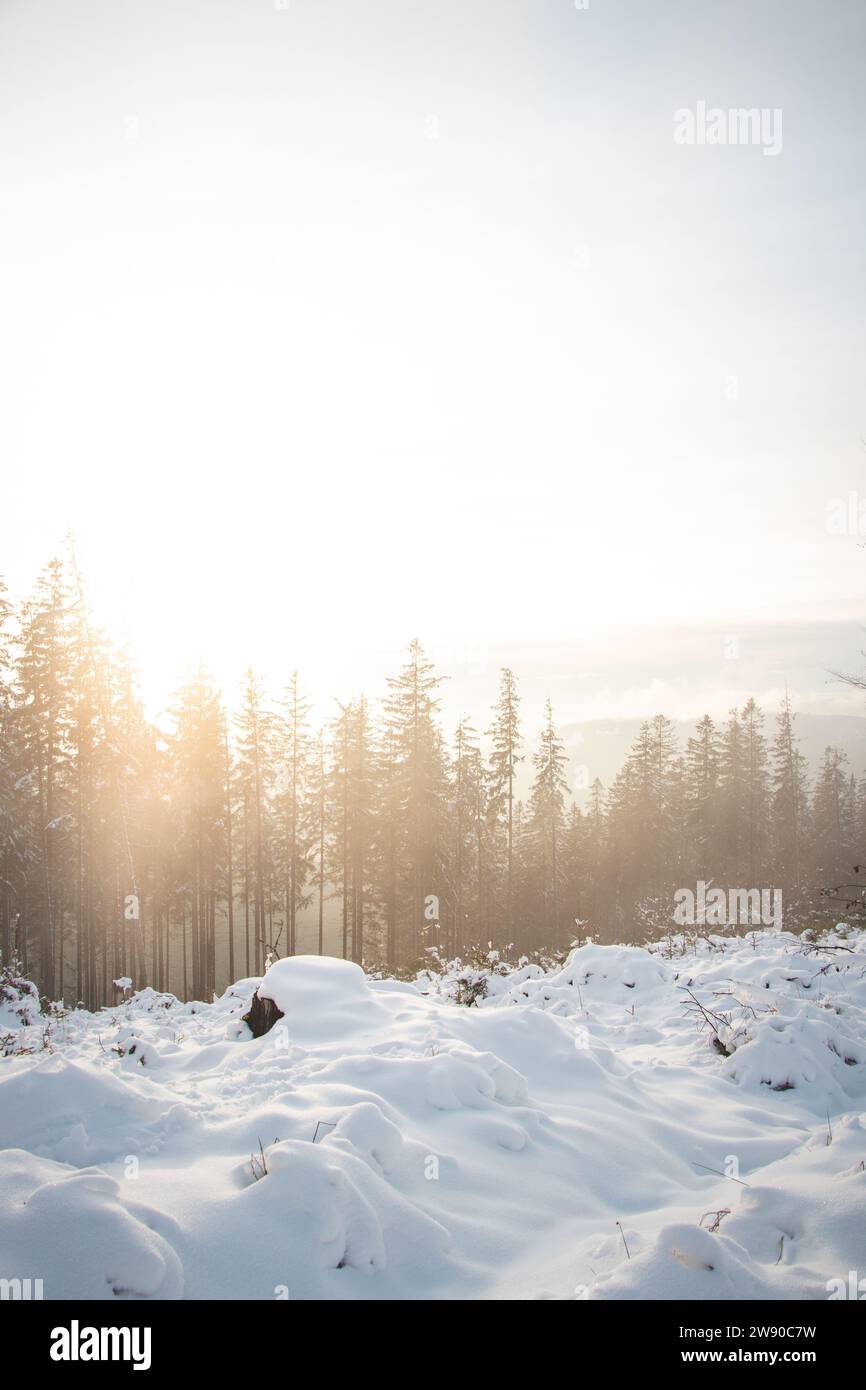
[591,1220,769,1299]
[722,1008,864,1110]
[0,1149,183,1299]
[0,1054,192,1164]
[257,954,387,1044]
[586,1114,866,1300]
[498,942,672,1013]
[424,1046,528,1110]
[260,954,368,1010]
[254,1138,451,1277]
[326,1102,406,1173]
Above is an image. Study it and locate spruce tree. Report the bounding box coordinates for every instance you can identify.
[525,700,569,946]
[812,747,851,885]
[770,690,810,918]
[16,559,73,999]
[740,697,770,887]
[450,717,484,956]
[169,664,225,998]
[234,670,276,975]
[685,715,721,882]
[276,672,313,957]
[487,668,522,942]
[382,641,447,965]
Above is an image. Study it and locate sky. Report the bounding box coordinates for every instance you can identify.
[1,0,865,726]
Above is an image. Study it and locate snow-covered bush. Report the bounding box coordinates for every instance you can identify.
[416,942,567,1006]
[0,957,41,1031]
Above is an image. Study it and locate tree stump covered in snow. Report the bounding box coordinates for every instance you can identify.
[242,989,284,1038]
[242,955,368,1040]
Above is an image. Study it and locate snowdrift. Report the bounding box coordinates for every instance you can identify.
[1,929,864,1300]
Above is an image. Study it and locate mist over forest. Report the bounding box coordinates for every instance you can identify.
[3,554,865,1008]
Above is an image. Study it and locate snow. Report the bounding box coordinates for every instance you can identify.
[0,969,41,1033]
[257,954,389,1044]
[0,1150,183,1299]
[1,928,864,1300]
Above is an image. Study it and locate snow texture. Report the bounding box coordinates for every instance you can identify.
[1,928,864,1300]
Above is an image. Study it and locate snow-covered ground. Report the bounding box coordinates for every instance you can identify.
[1,929,865,1301]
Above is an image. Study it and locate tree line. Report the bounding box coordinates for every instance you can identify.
[0,555,860,1006]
